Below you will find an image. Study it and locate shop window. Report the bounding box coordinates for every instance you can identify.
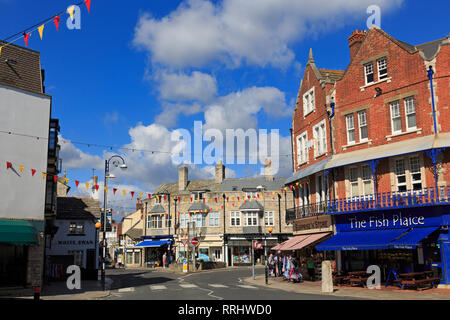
[134,251,140,265]
[244,212,258,226]
[214,249,221,260]
[395,159,407,192]
[68,250,83,266]
[230,211,241,226]
[264,211,274,226]
[127,252,133,264]
[409,156,422,190]
[209,211,219,227]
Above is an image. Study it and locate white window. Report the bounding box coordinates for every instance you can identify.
[209,211,219,227]
[362,165,373,195]
[69,222,84,234]
[264,211,274,226]
[313,121,327,156]
[395,159,407,192]
[404,97,417,130]
[244,212,259,226]
[179,214,188,228]
[297,132,308,165]
[346,114,355,144]
[192,213,206,227]
[303,87,315,115]
[377,58,388,80]
[358,110,368,141]
[230,211,241,226]
[390,101,402,134]
[150,215,163,229]
[409,156,422,190]
[364,63,374,84]
[349,167,359,197]
[214,249,221,260]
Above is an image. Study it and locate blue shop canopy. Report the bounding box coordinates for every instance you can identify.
[316,228,409,251]
[136,240,170,247]
[389,227,439,249]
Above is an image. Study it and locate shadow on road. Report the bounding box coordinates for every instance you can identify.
[107,271,177,291]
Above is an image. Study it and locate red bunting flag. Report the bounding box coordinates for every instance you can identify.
[85,0,91,13]
[237,197,240,201]
[23,32,30,47]
[31,169,36,176]
[54,15,60,31]
[164,195,166,200]
[190,197,192,202]
[95,185,99,191]
[75,180,79,187]
[203,198,205,203]
[6,162,12,169]
[113,188,117,195]
[53,175,58,183]
[148,193,152,199]
[232,203,235,207]
[131,191,135,198]
[226,197,229,202]
[215,198,217,203]
[178,197,181,202]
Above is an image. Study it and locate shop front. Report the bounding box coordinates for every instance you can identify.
[137,235,174,267]
[227,236,279,266]
[317,205,450,284]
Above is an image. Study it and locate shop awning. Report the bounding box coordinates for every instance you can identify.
[0,219,38,245]
[389,227,439,249]
[316,229,409,251]
[271,236,303,251]
[286,232,330,251]
[136,240,170,247]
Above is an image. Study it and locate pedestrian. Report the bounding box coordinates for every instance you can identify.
[307,255,315,281]
[267,253,273,277]
[163,252,167,268]
[277,251,283,276]
[273,254,278,277]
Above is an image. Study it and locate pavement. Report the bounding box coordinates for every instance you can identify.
[243,273,450,300]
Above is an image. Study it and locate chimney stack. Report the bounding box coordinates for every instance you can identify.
[215,159,225,183]
[348,30,366,61]
[179,166,188,191]
[264,159,274,181]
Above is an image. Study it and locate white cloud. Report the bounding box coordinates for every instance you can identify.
[59,136,104,170]
[157,71,217,102]
[154,102,202,127]
[133,0,403,69]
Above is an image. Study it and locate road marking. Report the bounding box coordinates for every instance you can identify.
[150,285,167,290]
[179,283,198,288]
[118,287,135,292]
[208,284,228,288]
[237,284,257,289]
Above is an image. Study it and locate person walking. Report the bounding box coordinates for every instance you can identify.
[268,253,274,277]
[163,252,167,268]
[307,255,315,281]
[277,251,283,276]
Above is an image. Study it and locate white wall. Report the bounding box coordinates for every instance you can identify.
[47,219,99,269]
[0,85,51,221]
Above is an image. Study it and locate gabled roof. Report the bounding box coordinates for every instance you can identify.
[56,197,101,220]
[149,204,166,214]
[239,200,264,211]
[125,227,143,241]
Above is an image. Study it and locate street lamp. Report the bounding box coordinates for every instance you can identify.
[265,227,273,285]
[102,155,127,291]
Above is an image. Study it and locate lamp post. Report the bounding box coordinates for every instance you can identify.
[265,227,273,285]
[102,155,127,291]
[174,197,178,265]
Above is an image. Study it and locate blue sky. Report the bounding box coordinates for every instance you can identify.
[1,0,449,219]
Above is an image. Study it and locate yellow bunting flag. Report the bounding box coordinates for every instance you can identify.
[140,193,143,199]
[67,6,75,21]
[42,172,47,179]
[104,186,108,193]
[122,190,126,196]
[64,178,69,184]
[38,25,44,40]
[19,166,24,174]
[0,47,2,57]
[85,182,89,190]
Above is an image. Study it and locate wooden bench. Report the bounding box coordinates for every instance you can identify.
[400,277,440,291]
[349,276,370,288]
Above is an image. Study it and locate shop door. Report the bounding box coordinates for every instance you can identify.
[86,249,96,270]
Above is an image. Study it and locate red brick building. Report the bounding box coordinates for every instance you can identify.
[284,28,450,284]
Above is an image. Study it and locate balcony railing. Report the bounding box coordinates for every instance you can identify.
[286,186,450,221]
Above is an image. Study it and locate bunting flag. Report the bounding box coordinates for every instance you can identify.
[0,47,2,57]
[140,192,143,199]
[42,172,47,179]
[38,25,44,40]
[23,32,30,47]
[148,193,151,199]
[104,186,108,193]
[122,190,126,196]
[31,169,36,176]
[6,161,12,169]
[163,195,166,200]
[85,182,89,190]
[19,166,24,174]
[85,0,91,13]
[75,180,79,187]
[53,175,58,183]
[67,6,75,21]
[54,15,60,31]
[95,185,99,191]
[65,178,69,184]
[113,188,117,195]
[131,191,135,198]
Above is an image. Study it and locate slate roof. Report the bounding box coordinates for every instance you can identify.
[318,69,345,83]
[56,197,101,220]
[220,178,287,192]
[149,204,166,214]
[154,179,221,195]
[239,200,264,211]
[125,228,143,241]
[187,202,210,212]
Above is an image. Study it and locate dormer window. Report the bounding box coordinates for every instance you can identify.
[303,87,315,116]
[364,63,374,84]
[377,58,388,80]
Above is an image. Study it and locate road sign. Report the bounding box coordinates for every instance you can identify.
[253,240,262,249]
[190,238,199,247]
[181,239,188,246]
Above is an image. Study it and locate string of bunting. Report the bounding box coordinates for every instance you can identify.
[0,0,92,56]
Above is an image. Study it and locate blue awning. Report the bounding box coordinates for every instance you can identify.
[389,227,439,249]
[136,240,170,247]
[316,228,409,251]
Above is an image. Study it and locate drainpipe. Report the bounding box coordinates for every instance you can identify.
[427,66,440,199]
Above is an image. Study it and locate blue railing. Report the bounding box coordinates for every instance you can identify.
[286,186,450,220]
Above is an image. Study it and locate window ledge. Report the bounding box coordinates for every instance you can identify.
[297,160,309,168]
[303,109,315,118]
[314,152,328,160]
[386,128,422,140]
[360,77,392,91]
[342,139,372,151]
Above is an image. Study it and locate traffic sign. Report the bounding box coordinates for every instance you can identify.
[253,240,262,249]
[181,239,188,246]
[190,238,199,247]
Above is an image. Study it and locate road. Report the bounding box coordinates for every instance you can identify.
[104,267,356,300]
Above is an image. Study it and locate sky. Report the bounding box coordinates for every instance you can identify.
[1,0,449,221]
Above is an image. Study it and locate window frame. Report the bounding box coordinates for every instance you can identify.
[358,110,368,142]
[230,211,241,227]
[150,215,163,229]
[404,96,417,131]
[364,63,374,85]
[395,159,407,192]
[313,120,327,156]
[390,100,402,134]
[346,114,356,144]
[377,58,388,81]
[244,211,259,227]
[303,87,315,116]
[209,211,219,227]
[264,211,274,226]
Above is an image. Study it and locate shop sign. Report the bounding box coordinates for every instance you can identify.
[57,240,94,246]
[293,215,332,234]
[253,240,262,249]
